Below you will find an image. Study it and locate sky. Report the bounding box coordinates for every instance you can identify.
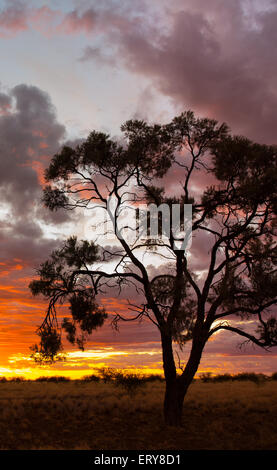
[0,0,276,378]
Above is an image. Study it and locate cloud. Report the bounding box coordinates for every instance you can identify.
[0,1,136,38]
[67,0,277,144]
[0,1,57,37]
[58,7,98,35]
[109,1,277,144]
[0,84,65,219]
[78,45,116,66]
[0,92,11,113]
[0,0,28,36]
[0,83,82,374]
[0,83,70,273]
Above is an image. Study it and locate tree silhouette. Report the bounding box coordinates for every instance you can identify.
[30,111,277,426]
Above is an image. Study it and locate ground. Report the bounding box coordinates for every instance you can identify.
[0,379,277,450]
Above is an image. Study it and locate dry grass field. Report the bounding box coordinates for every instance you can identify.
[0,377,277,450]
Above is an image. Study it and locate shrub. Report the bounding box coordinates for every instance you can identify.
[199,372,213,383]
[114,372,146,396]
[212,373,233,383]
[256,373,268,382]
[144,374,164,382]
[199,372,269,384]
[35,376,70,383]
[97,368,148,394]
[232,373,260,384]
[9,376,26,382]
[98,368,118,383]
[81,374,100,382]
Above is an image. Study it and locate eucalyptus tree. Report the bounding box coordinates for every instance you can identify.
[30,111,277,426]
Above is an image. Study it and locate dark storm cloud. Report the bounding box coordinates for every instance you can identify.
[0,224,57,267]
[0,84,68,266]
[0,92,11,111]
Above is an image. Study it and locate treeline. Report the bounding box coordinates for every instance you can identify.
[1,370,277,387]
[0,368,164,395]
[199,372,277,383]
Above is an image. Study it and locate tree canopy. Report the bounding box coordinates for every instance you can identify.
[29,110,277,424]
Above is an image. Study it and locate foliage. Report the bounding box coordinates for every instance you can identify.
[113,372,147,396]
[97,368,148,395]
[199,372,270,384]
[97,367,118,383]
[34,376,70,383]
[30,326,64,364]
[29,237,107,362]
[199,372,213,383]
[80,374,100,383]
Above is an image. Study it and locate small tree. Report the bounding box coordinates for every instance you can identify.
[29,111,277,426]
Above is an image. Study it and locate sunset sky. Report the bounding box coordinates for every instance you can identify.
[0,0,276,379]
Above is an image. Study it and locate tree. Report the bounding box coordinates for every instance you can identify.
[29,110,277,426]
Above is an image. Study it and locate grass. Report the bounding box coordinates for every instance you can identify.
[0,374,277,450]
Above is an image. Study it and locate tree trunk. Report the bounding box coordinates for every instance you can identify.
[162,330,206,426]
[164,379,184,426]
[161,331,185,426]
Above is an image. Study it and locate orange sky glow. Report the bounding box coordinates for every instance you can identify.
[0,261,276,380]
[0,0,276,379]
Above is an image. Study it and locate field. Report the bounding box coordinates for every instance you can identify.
[0,377,277,450]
